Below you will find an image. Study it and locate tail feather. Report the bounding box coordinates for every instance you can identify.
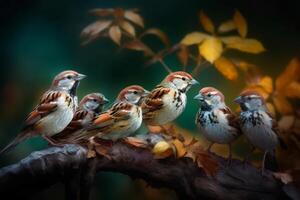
[0,132,31,155]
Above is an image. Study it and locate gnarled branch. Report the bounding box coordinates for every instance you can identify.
[0,143,298,200]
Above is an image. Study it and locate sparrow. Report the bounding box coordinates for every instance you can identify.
[234,90,286,174]
[142,71,198,126]
[71,85,149,143]
[51,92,109,142]
[194,87,241,165]
[0,70,86,154]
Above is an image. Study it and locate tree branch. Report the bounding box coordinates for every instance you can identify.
[0,143,298,200]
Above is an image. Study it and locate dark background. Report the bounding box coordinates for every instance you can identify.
[0,0,300,199]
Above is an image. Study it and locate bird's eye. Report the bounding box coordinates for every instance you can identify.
[181,77,186,81]
[133,91,138,94]
[93,99,97,102]
[67,75,72,79]
[207,93,211,97]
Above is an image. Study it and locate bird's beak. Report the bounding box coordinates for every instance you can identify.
[142,89,151,97]
[75,73,87,80]
[103,96,110,104]
[194,93,204,101]
[234,96,243,104]
[190,79,199,85]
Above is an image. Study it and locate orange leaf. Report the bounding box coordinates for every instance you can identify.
[180,32,210,45]
[276,58,300,92]
[266,103,276,118]
[80,20,112,45]
[124,10,144,27]
[259,76,273,94]
[233,10,247,38]
[273,95,293,115]
[214,57,238,80]
[122,39,153,56]
[141,28,170,46]
[172,139,186,158]
[177,45,189,66]
[123,137,148,148]
[199,11,215,33]
[199,37,223,63]
[218,20,236,33]
[285,82,300,99]
[109,25,121,45]
[120,21,135,36]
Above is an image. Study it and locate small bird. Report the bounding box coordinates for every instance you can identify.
[234,90,285,174]
[194,87,241,165]
[51,92,109,142]
[142,71,198,126]
[71,85,149,142]
[0,70,86,154]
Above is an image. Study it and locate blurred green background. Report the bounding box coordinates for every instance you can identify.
[0,0,300,199]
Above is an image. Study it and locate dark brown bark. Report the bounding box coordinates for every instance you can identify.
[0,143,298,200]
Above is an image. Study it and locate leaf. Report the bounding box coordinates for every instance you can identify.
[152,141,173,159]
[177,45,189,66]
[276,58,300,92]
[266,103,276,117]
[120,21,135,36]
[124,10,144,28]
[109,25,122,45]
[233,10,247,38]
[278,115,295,131]
[141,28,170,46]
[218,20,236,33]
[199,11,215,33]
[273,95,293,115]
[89,8,115,17]
[123,39,153,55]
[259,76,273,94]
[285,82,300,99]
[123,137,148,148]
[180,32,210,45]
[199,37,223,63]
[80,20,112,45]
[222,37,265,54]
[172,139,186,158]
[214,57,238,80]
[273,172,293,184]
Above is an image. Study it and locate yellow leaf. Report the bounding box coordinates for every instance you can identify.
[152,141,171,154]
[172,139,186,158]
[233,10,247,38]
[180,32,210,45]
[120,21,135,36]
[124,10,144,27]
[285,82,300,98]
[199,37,223,63]
[273,95,293,115]
[109,25,121,45]
[214,57,238,80]
[276,58,300,92]
[218,20,236,33]
[223,37,265,54]
[199,11,215,33]
[259,76,273,94]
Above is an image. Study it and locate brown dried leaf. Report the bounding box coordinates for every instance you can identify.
[80,20,112,45]
[285,81,300,99]
[89,8,115,17]
[177,45,189,66]
[199,10,215,33]
[141,28,170,46]
[218,20,236,33]
[124,10,144,28]
[109,25,121,45]
[223,37,265,54]
[120,21,135,36]
[124,137,149,148]
[214,57,238,80]
[87,149,96,158]
[276,58,300,92]
[181,32,210,45]
[122,39,153,56]
[273,172,293,184]
[199,37,223,63]
[278,115,295,132]
[273,95,293,115]
[233,10,247,38]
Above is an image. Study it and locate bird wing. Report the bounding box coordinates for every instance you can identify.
[266,111,287,149]
[141,86,170,119]
[221,106,242,137]
[22,91,63,130]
